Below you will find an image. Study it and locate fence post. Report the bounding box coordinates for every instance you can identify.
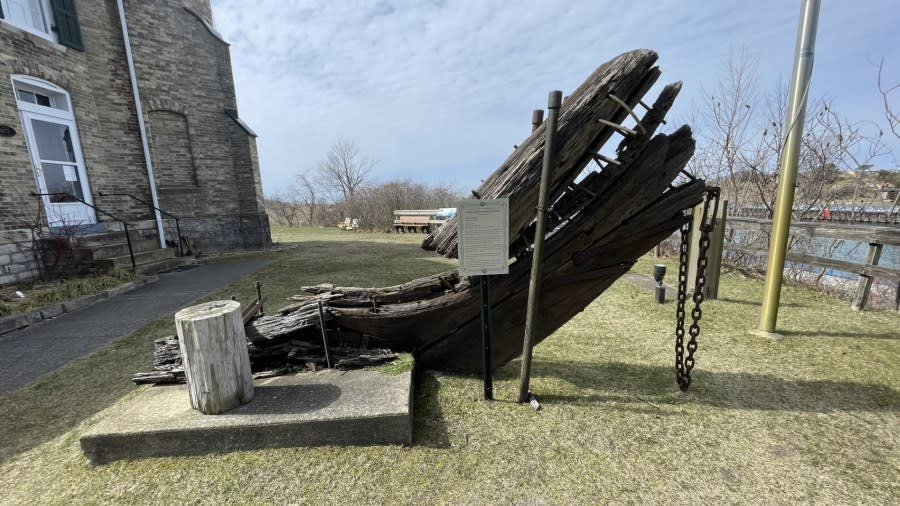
[894,281,900,313]
[686,207,702,292]
[704,200,728,299]
[851,242,884,311]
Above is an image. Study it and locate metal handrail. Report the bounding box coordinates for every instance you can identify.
[31,192,136,271]
[97,192,184,256]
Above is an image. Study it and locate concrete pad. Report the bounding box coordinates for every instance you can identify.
[80,368,413,465]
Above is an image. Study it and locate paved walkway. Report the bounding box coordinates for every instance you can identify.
[0,260,269,394]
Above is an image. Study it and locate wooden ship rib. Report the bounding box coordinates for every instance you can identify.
[135,49,707,383]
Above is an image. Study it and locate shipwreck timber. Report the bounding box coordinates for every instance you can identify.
[135,49,707,383]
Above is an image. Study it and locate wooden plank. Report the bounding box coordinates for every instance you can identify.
[705,201,728,299]
[727,217,900,245]
[725,243,900,280]
[851,243,884,311]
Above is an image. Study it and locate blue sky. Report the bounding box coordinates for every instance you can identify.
[209,0,900,196]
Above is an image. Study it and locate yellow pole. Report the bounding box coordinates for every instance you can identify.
[753,0,820,339]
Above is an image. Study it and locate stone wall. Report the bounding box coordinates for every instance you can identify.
[0,0,270,285]
[0,0,154,231]
[0,230,40,286]
[0,0,155,284]
[126,0,270,252]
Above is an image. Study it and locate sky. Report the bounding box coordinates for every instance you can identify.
[209,0,900,197]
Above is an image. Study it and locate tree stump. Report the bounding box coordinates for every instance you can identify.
[175,300,254,414]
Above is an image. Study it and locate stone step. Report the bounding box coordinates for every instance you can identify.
[74,239,161,261]
[95,247,176,271]
[135,256,195,276]
[78,231,134,248]
[104,219,160,233]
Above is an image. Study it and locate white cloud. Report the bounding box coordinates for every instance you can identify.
[211,0,900,195]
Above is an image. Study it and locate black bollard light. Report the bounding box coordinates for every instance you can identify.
[653,264,667,303]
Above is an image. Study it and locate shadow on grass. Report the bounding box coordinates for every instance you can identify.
[716,297,803,308]
[413,371,451,448]
[533,360,900,413]
[780,330,900,340]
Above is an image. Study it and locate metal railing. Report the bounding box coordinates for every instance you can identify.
[97,192,184,256]
[732,206,900,224]
[31,192,136,271]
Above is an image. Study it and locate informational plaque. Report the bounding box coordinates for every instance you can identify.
[457,199,509,276]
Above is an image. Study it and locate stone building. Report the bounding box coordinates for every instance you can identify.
[0,0,270,285]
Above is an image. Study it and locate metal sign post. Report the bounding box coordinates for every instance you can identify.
[457,198,509,401]
[479,275,493,400]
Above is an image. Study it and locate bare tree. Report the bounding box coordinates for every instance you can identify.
[314,140,375,202]
[263,193,300,227]
[688,51,758,211]
[688,53,895,283]
[349,179,463,231]
[877,58,900,142]
[293,173,320,225]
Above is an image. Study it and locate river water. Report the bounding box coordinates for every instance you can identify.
[728,231,899,281]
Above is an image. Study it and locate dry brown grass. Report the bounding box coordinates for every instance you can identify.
[0,226,897,504]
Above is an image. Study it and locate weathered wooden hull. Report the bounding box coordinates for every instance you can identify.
[136,49,706,382]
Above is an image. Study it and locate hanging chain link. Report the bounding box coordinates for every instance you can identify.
[675,187,720,391]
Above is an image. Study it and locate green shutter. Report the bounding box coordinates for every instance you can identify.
[50,0,84,51]
[0,2,4,19]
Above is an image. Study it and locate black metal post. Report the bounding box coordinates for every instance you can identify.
[480,275,493,400]
[175,217,183,256]
[317,300,332,369]
[531,109,544,132]
[654,264,667,303]
[123,223,136,271]
[255,280,263,313]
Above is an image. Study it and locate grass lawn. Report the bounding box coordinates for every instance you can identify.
[0,269,136,318]
[0,225,897,504]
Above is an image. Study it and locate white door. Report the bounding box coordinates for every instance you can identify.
[21,110,96,226]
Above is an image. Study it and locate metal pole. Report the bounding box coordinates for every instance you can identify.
[518,90,562,403]
[753,0,820,339]
[116,0,166,249]
[480,275,493,400]
[317,300,332,369]
[532,109,544,132]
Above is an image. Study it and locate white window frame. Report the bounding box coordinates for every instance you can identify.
[0,0,57,43]
[12,74,96,226]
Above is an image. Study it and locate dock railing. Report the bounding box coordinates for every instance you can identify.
[724,216,900,311]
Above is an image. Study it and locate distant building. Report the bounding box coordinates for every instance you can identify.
[0,0,270,284]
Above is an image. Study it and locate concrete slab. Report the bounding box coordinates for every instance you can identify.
[80,368,413,465]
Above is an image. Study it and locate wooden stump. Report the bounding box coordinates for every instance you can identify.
[175,300,254,414]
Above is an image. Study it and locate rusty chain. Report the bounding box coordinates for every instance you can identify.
[675,187,720,391]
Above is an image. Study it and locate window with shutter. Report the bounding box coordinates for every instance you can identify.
[49,0,82,50]
[0,0,84,49]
